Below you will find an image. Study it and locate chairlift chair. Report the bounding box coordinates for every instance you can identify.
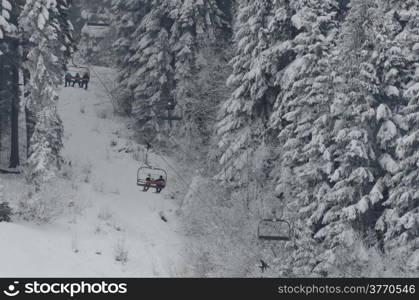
[257,219,291,241]
[67,66,91,78]
[68,57,91,77]
[137,165,168,190]
[158,103,184,122]
[86,22,111,27]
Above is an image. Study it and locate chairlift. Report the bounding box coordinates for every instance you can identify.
[86,21,111,28]
[68,57,90,77]
[158,102,184,123]
[166,100,177,111]
[137,165,167,190]
[136,143,168,192]
[257,219,291,241]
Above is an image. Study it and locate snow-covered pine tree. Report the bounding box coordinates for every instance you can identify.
[297,0,413,276]
[169,0,232,149]
[375,0,419,272]
[114,0,232,145]
[267,0,342,276]
[26,97,64,188]
[112,0,151,115]
[0,0,15,41]
[301,0,382,276]
[215,0,289,184]
[20,0,70,185]
[123,0,175,134]
[56,0,75,69]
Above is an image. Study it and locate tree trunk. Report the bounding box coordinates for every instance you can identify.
[9,53,20,168]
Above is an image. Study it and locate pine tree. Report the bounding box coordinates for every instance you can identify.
[26,103,64,188]
[20,0,69,184]
[267,0,342,276]
[215,0,288,183]
[375,0,419,272]
[169,0,232,147]
[127,1,175,132]
[56,0,75,68]
[112,0,149,114]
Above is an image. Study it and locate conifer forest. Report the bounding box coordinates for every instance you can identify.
[0,0,418,278]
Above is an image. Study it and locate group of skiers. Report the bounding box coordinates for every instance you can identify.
[64,72,90,90]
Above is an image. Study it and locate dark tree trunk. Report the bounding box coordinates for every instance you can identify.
[8,0,24,167]
[9,50,20,168]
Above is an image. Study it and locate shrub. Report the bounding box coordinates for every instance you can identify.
[16,183,66,224]
[0,202,12,222]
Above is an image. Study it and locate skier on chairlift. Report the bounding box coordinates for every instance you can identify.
[155,175,166,193]
[72,72,82,88]
[82,72,90,90]
[143,174,152,192]
[64,72,73,87]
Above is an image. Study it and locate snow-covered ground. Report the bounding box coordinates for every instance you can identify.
[0,66,187,277]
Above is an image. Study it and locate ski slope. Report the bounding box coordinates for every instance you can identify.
[0,67,187,277]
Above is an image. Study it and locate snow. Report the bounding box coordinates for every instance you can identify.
[376,104,392,121]
[385,85,399,98]
[291,13,304,30]
[2,0,11,11]
[280,56,307,90]
[0,66,187,277]
[379,154,399,175]
[405,82,419,98]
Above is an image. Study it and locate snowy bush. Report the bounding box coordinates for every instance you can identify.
[16,179,72,224]
[0,182,12,222]
[17,192,59,224]
[0,202,12,222]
